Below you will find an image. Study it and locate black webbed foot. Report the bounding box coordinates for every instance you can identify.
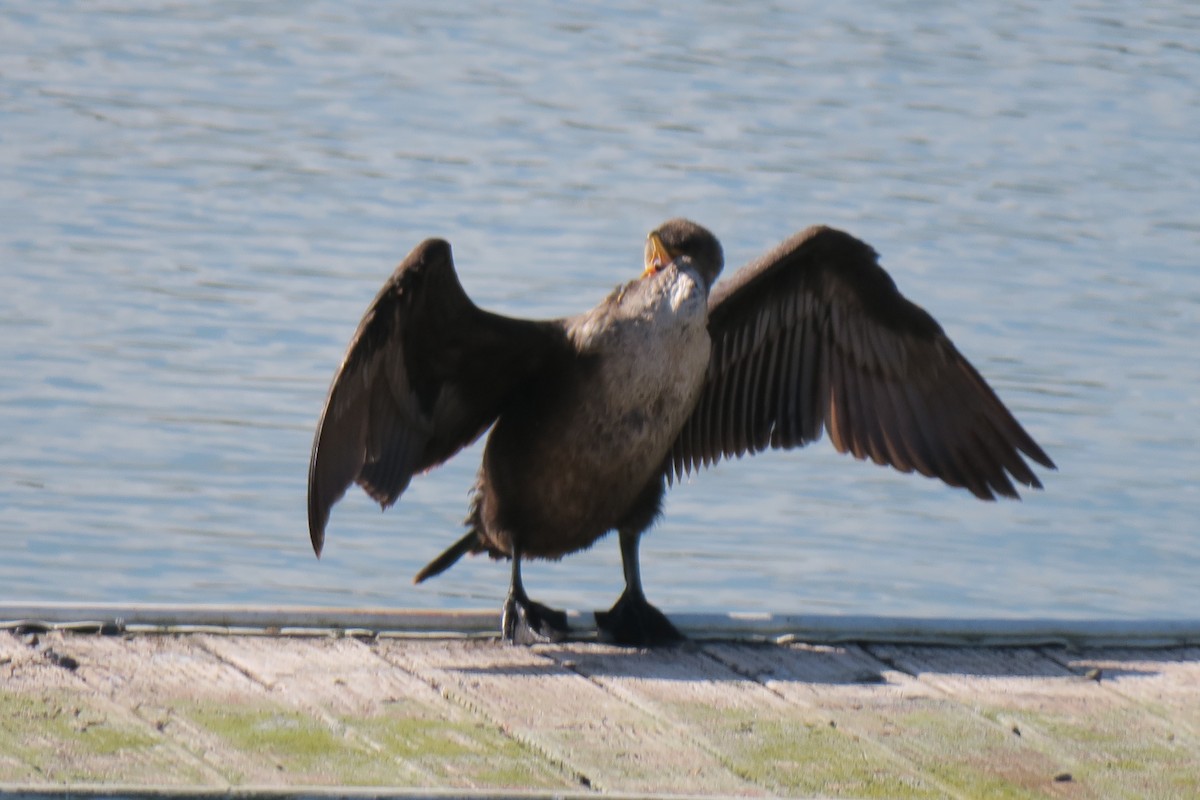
[595,589,683,647]
[502,593,569,645]
[501,549,569,645]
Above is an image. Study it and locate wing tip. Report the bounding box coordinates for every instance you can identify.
[1028,447,1057,472]
[307,492,328,558]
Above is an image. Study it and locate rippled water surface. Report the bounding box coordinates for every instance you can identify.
[3,1,1198,620]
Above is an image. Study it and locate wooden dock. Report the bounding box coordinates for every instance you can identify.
[2,605,1198,799]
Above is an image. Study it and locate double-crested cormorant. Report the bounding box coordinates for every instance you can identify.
[307,219,1054,646]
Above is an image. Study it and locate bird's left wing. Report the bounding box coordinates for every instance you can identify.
[664,226,1054,499]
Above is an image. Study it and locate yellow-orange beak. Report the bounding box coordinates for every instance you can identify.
[642,232,673,278]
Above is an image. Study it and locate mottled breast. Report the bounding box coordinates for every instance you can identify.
[567,264,712,453]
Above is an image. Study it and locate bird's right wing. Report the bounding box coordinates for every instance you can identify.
[307,238,566,555]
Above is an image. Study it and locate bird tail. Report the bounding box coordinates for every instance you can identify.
[413,530,480,584]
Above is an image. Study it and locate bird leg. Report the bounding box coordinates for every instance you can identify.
[595,527,683,646]
[501,549,569,645]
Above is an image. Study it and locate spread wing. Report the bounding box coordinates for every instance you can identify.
[666,226,1055,499]
[308,238,566,554]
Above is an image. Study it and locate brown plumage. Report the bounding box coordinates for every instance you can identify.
[308,220,1054,646]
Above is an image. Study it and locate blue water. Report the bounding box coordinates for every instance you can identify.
[2,1,1197,620]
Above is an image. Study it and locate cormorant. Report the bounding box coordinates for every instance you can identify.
[307,219,1054,645]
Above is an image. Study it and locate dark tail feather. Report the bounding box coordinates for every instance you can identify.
[414,530,479,584]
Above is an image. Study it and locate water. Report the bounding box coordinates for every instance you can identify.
[2,1,1197,621]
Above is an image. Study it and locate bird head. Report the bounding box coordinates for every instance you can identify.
[642,218,724,291]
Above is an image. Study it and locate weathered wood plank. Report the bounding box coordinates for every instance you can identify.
[5,604,1199,649]
[705,641,1078,799]
[197,634,572,790]
[870,645,1200,800]
[0,631,219,786]
[47,631,368,785]
[376,638,762,795]
[1045,646,1200,739]
[535,641,943,799]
